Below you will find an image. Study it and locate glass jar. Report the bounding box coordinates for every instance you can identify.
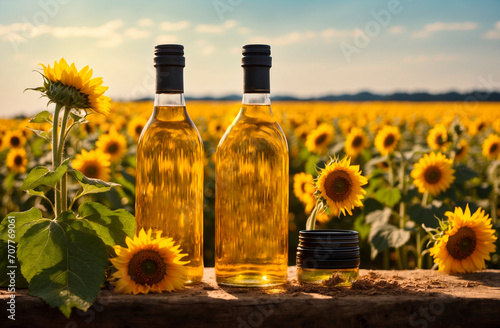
[296,229,360,285]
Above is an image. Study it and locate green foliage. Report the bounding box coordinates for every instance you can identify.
[18,215,108,318]
[21,159,70,190]
[374,187,402,208]
[369,222,411,259]
[77,201,135,247]
[29,110,52,124]
[0,102,135,318]
[408,202,450,229]
[0,241,29,288]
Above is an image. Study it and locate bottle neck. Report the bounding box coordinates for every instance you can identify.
[241,93,273,118]
[153,93,187,122]
[154,93,185,107]
[242,93,271,105]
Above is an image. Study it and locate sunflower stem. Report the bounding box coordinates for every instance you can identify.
[492,164,498,225]
[421,191,429,207]
[383,249,390,270]
[398,152,408,269]
[57,107,71,212]
[52,103,62,218]
[305,202,322,230]
[416,229,423,269]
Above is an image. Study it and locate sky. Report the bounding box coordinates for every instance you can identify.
[0,0,499,117]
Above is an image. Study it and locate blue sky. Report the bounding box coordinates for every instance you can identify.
[1,0,499,116]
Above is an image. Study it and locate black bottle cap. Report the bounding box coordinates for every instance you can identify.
[242,44,271,93]
[154,44,184,93]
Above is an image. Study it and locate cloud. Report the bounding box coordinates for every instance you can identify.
[320,28,358,39]
[403,53,459,63]
[413,21,478,38]
[237,27,251,35]
[137,18,154,27]
[389,26,406,34]
[0,20,124,47]
[249,31,316,46]
[156,34,179,44]
[483,21,500,39]
[201,45,215,55]
[196,20,237,34]
[159,21,191,31]
[124,28,150,39]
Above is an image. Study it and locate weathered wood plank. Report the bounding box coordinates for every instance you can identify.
[1,267,499,328]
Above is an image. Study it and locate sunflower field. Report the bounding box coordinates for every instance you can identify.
[1,101,499,270]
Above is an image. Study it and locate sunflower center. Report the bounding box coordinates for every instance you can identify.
[10,136,20,147]
[383,134,395,147]
[83,164,99,178]
[352,136,363,147]
[14,155,23,166]
[85,124,93,133]
[216,125,222,132]
[456,146,464,156]
[324,170,352,202]
[446,226,477,260]
[106,142,119,154]
[128,249,167,285]
[301,182,307,193]
[490,143,498,154]
[315,133,328,146]
[424,165,442,184]
[135,125,143,135]
[477,123,485,131]
[436,134,446,146]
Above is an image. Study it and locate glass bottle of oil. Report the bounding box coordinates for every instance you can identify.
[135,45,204,284]
[215,44,289,287]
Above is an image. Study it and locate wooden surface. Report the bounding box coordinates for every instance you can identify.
[1,267,500,328]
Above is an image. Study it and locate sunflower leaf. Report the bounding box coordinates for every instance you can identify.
[408,202,449,229]
[21,158,70,190]
[454,164,478,184]
[0,240,29,288]
[0,208,46,243]
[27,127,52,143]
[19,215,108,318]
[374,187,401,208]
[368,222,411,259]
[69,167,120,188]
[76,201,135,247]
[29,110,52,123]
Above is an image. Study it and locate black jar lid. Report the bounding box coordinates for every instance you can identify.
[297,229,360,270]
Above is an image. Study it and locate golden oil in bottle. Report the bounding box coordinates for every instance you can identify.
[215,45,289,287]
[135,45,203,284]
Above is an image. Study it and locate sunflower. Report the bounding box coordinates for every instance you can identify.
[316,156,368,216]
[374,125,400,156]
[110,228,189,294]
[411,152,455,196]
[344,127,369,158]
[427,124,450,151]
[96,128,128,163]
[293,172,315,203]
[294,124,310,142]
[72,149,111,181]
[482,133,500,160]
[305,123,335,154]
[2,130,26,149]
[39,58,110,115]
[430,205,497,274]
[454,139,469,162]
[6,148,28,174]
[127,116,148,142]
[467,119,487,137]
[208,119,225,141]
